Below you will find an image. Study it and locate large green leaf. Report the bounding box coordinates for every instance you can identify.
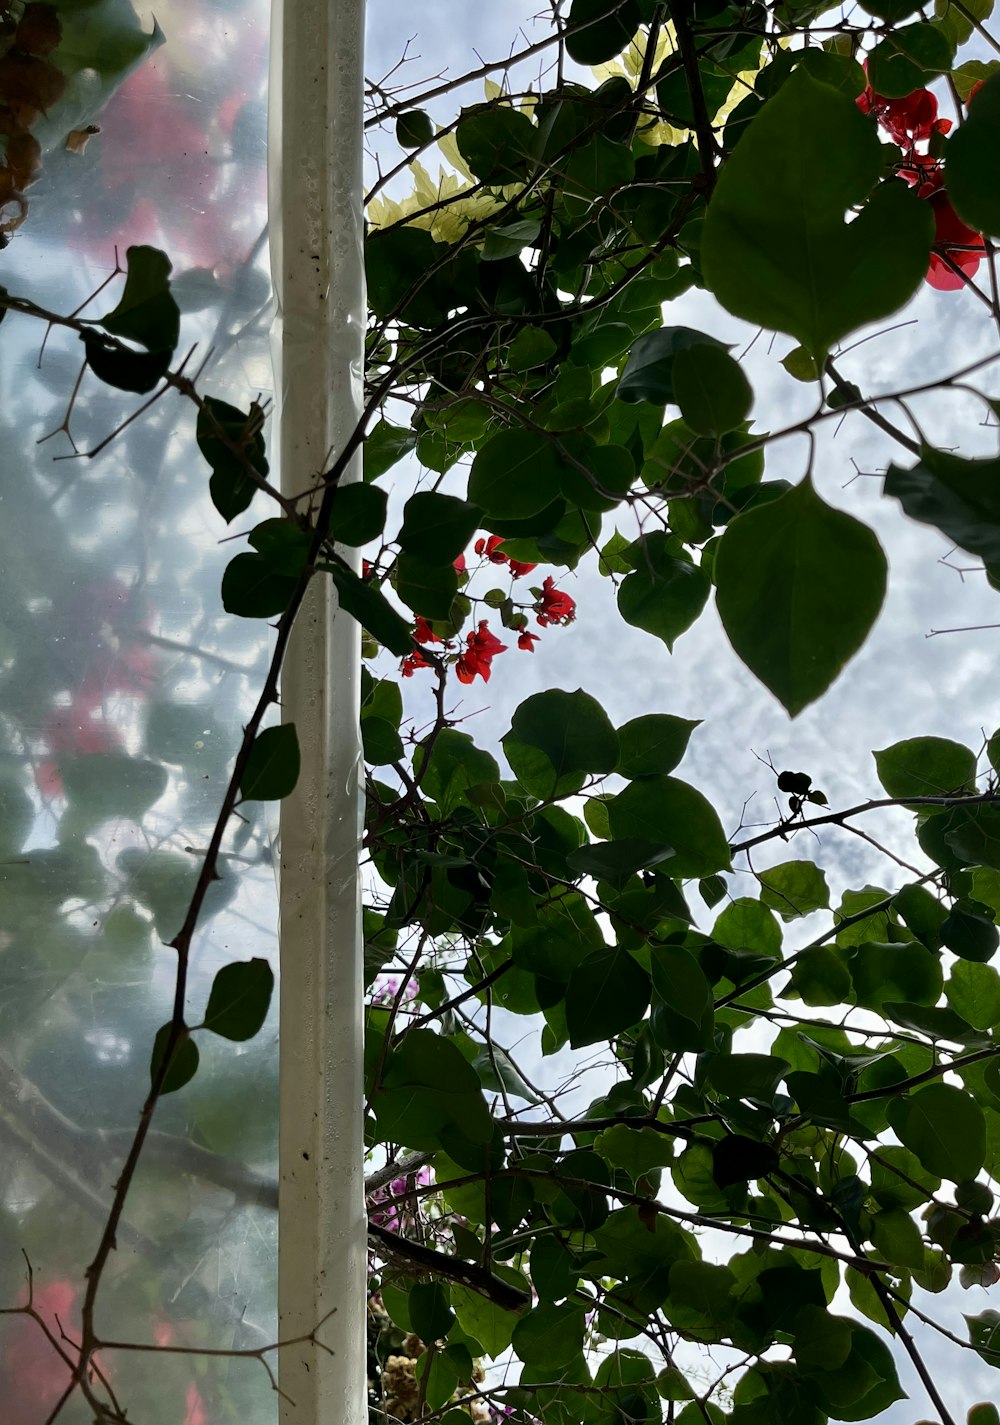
[702,70,933,358]
[468,429,564,518]
[506,689,619,796]
[617,327,726,406]
[608,777,731,877]
[715,479,887,716]
[100,245,179,353]
[758,861,830,920]
[565,0,640,65]
[874,736,977,800]
[615,715,699,778]
[240,724,300,801]
[565,945,651,1046]
[886,1084,986,1181]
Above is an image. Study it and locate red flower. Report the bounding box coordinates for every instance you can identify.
[401,649,432,677]
[535,576,576,628]
[453,553,467,572]
[927,186,985,289]
[475,534,508,564]
[456,621,507,684]
[508,556,538,578]
[517,631,540,651]
[857,82,950,151]
[413,617,444,645]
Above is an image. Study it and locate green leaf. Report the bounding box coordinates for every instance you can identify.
[565,945,651,1047]
[942,900,999,963]
[874,736,977,800]
[198,398,268,523]
[946,961,1000,1029]
[512,1303,586,1367]
[966,1311,1000,1369]
[672,344,753,437]
[609,776,731,878]
[701,69,933,359]
[565,0,640,64]
[715,478,887,716]
[396,109,434,148]
[222,552,298,618]
[758,861,830,919]
[887,1084,986,1181]
[240,724,300,801]
[650,944,713,1027]
[870,1207,925,1270]
[398,492,481,565]
[149,1022,199,1094]
[567,839,674,889]
[456,103,536,184]
[506,325,558,369]
[867,22,954,97]
[365,420,417,480]
[781,345,821,383]
[82,332,172,393]
[509,689,619,790]
[885,446,1000,566]
[468,429,565,518]
[328,483,388,547]
[794,1306,853,1371]
[615,714,699,779]
[202,958,274,1041]
[409,1282,455,1343]
[848,940,942,1011]
[100,245,179,352]
[617,535,711,651]
[953,59,1000,102]
[415,729,500,815]
[452,1281,524,1357]
[325,562,415,656]
[395,554,458,619]
[617,327,726,406]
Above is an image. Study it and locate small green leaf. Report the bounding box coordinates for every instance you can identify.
[150,1022,199,1094]
[100,245,180,352]
[618,535,710,651]
[781,345,821,383]
[946,960,1000,1028]
[365,420,417,480]
[240,724,300,801]
[672,344,753,437]
[198,398,268,524]
[966,1311,1000,1369]
[887,1084,986,1181]
[715,478,887,716]
[456,104,537,184]
[396,109,434,147]
[758,861,830,919]
[202,957,274,1041]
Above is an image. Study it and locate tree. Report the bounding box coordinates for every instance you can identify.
[4,0,1000,1421]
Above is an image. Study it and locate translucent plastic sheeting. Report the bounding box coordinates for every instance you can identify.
[0,0,278,1418]
[269,0,368,1415]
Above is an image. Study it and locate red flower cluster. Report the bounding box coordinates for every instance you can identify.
[457,621,508,683]
[535,576,576,627]
[399,572,576,683]
[474,534,537,579]
[857,79,984,291]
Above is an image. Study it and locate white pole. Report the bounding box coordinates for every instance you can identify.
[269,0,367,1417]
